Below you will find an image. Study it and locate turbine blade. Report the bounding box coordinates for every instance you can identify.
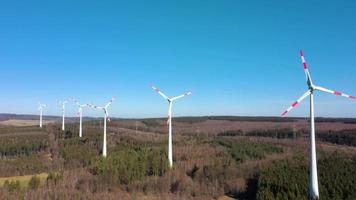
[71,98,81,106]
[315,86,356,99]
[281,90,311,116]
[105,97,116,107]
[57,99,68,105]
[151,85,169,100]
[38,103,46,108]
[88,104,102,109]
[300,50,313,86]
[170,92,192,101]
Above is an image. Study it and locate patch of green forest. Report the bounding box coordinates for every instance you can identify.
[256,152,356,200]
[217,139,284,163]
[0,135,48,157]
[89,147,169,185]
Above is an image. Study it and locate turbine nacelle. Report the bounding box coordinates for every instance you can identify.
[38,103,47,110]
[89,97,116,122]
[57,99,69,113]
[71,98,88,108]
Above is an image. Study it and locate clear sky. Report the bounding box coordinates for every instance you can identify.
[1,0,356,118]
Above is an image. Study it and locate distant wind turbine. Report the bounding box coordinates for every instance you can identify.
[151,85,191,168]
[71,98,88,138]
[281,50,356,200]
[57,100,68,131]
[89,97,115,157]
[38,103,47,128]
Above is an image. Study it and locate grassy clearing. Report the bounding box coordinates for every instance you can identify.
[0,173,48,188]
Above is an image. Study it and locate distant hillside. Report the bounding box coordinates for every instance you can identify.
[0,114,56,121]
[1,114,356,124]
[0,113,93,123]
[130,116,356,123]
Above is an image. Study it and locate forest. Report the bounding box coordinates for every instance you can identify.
[0,118,355,199]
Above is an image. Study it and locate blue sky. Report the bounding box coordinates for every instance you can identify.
[0,0,356,118]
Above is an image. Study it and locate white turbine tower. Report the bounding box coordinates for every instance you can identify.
[151,85,191,168]
[38,103,47,128]
[281,50,356,200]
[57,100,68,131]
[71,99,88,138]
[89,97,115,157]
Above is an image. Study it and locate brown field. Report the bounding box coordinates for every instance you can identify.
[0,119,54,127]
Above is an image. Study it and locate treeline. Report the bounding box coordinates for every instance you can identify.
[317,129,356,147]
[108,119,167,134]
[142,117,206,125]
[218,128,301,139]
[314,117,356,124]
[205,116,298,122]
[0,136,48,157]
[218,128,356,147]
[131,116,298,124]
[256,152,356,200]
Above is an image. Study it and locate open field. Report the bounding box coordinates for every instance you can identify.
[0,116,355,199]
[0,119,55,127]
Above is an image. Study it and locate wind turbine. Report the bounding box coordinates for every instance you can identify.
[71,99,88,138]
[151,85,191,168]
[38,103,47,128]
[281,50,356,200]
[57,100,68,131]
[89,97,115,157]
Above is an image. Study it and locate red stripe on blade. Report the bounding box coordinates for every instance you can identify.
[281,111,288,116]
[303,62,307,69]
[292,101,298,107]
[334,91,342,96]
